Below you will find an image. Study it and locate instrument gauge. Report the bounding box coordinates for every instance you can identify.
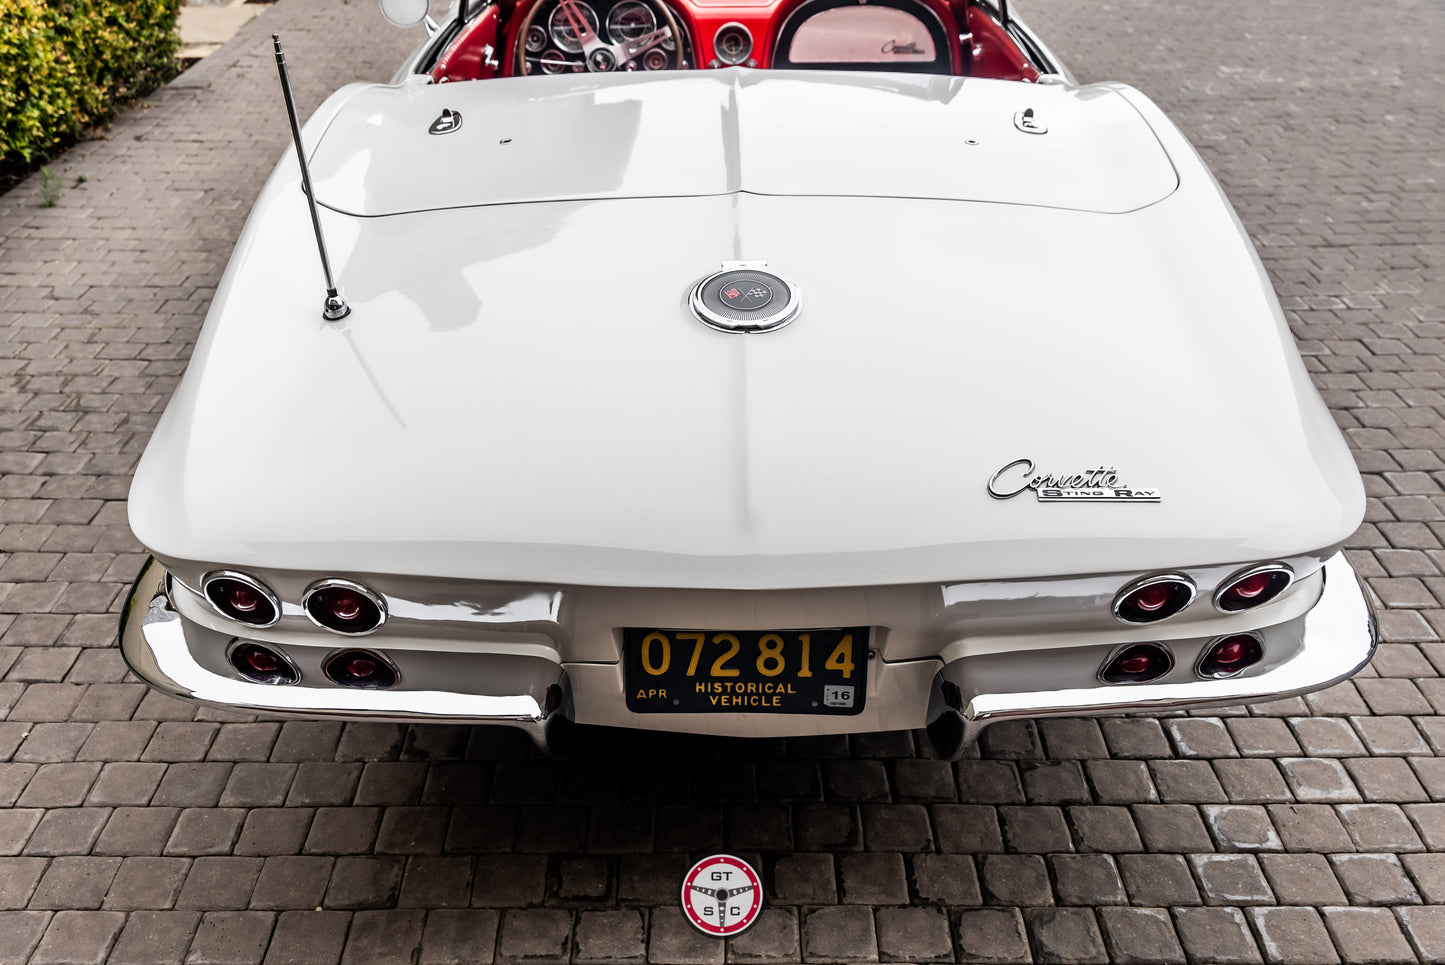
[713,22,752,65]
[549,2,600,53]
[642,48,669,70]
[525,25,549,53]
[607,1,656,44]
[538,48,575,73]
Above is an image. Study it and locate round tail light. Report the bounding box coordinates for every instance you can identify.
[1113,575,1196,624]
[1099,643,1174,684]
[1197,634,1263,678]
[1215,564,1293,612]
[203,572,280,627]
[303,579,386,635]
[228,642,299,685]
[323,649,398,689]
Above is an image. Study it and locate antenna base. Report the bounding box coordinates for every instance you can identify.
[323,292,352,321]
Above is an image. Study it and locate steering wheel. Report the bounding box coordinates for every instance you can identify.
[514,0,684,76]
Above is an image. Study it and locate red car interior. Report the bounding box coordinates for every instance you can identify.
[428,0,1041,83]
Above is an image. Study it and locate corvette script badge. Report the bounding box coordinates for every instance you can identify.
[987,458,1161,502]
[681,854,762,937]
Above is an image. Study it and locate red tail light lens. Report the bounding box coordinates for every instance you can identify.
[1113,575,1196,624]
[1197,634,1263,678]
[303,580,386,635]
[323,649,398,689]
[228,642,299,685]
[203,572,280,627]
[1099,643,1174,684]
[1215,565,1293,612]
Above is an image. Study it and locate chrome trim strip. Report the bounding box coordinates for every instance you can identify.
[961,552,1376,740]
[1213,561,1294,612]
[1111,572,1196,624]
[302,577,389,635]
[121,558,566,744]
[201,569,282,628]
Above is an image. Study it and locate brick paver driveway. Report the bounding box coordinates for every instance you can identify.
[2,0,1443,961]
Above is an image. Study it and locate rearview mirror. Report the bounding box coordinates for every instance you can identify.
[379,0,430,28]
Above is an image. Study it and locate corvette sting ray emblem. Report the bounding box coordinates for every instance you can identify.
[681,854,762,937]
[988,458,1161,502]
[690,265,801,334]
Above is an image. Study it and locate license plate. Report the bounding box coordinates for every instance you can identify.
[624,627,868,715]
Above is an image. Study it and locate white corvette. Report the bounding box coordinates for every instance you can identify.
[120,0,1376,757]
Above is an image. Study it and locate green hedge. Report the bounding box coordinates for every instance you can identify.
[1,0,181,171]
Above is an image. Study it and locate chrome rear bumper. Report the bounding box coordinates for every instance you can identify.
[925,552,1377,757]
[119,557,569,748]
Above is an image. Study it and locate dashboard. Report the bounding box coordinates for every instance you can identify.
[515,0,694,75]
[424,0,1043,84]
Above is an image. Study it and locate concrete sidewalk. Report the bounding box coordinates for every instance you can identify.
[1,0,1443,962]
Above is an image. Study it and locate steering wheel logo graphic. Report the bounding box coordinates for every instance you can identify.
[680,854,763,937]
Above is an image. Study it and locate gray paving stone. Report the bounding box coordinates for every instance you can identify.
[28,856,122,910]
[1338,802,1426,852]
[1118,854,1201,906]
[1401,853,1445,904]
[250,855,335,911]
[875,906,952,962]
[23,807,109,856]
[839,852,908,905]
[185,911,275,965]
[1279,758,1363,803]
[29,910,125,965]
[1328,853,1421,905]
[980,854,1052,907]
[0,910,51,965]
[799,905,876,963]
[1083,760,1158,805]
[1097,907,1185,965]
[95,805,180,855]
[166,808,246,856]
[1050,854,1125,906]
[103,856,190,911]
[1257,853,1348,906]
[999,805,1073,853]
[470,854,546,908]
[1396,906,1445,964]
[1320,907,1417,965]
[911,853,980,905]
[1248,908,1340,965]
[262,911,351,965]
[1212,759,1294,804]
[176,857,263,912]
[649,906,728,963]
[1130,805,1214,853]
[573,909,644,964]
[1172,907,1263,964]
[1066,806,1142,854]
[419,909,500,965]
[1025,907,1107,964]
[1190,854,1275,906]
[954,907,1030,964]
[1150,760,1231,804]
[325,855,406,910]
[111,910,203,965]
[772,853,836,904]
[340,909,427,965]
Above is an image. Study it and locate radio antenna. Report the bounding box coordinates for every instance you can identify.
[272,34,350,321]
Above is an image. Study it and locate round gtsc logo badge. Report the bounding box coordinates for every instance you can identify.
[680,854,762,937]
